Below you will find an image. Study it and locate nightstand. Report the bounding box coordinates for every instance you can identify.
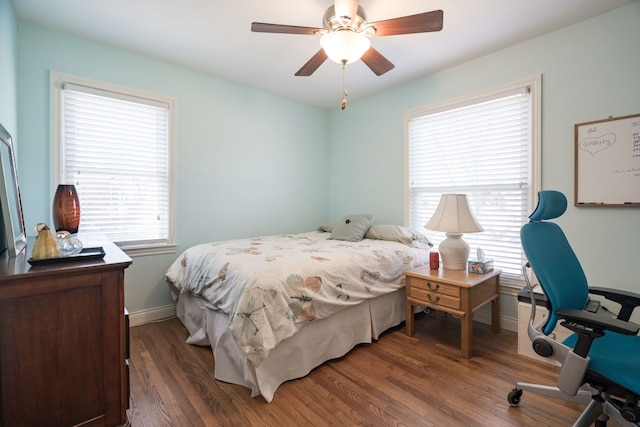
[404,265,501,358]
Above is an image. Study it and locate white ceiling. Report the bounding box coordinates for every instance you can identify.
[12,0,637,109]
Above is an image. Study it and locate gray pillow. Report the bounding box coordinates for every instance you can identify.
[365,224,433,247]
[328,214,375,242]
[318,219,340,232]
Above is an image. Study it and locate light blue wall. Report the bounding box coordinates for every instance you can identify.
[328,3,640,295]
[11,3,640,318]
[0,0,17,135]
[16,22,330,313]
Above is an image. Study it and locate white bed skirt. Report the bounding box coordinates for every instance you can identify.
[175,288,407,402]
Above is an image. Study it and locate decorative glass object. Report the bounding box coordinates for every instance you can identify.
[56,231,84,257]
[52,184,81,234]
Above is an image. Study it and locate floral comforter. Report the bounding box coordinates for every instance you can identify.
[166,231,428,365]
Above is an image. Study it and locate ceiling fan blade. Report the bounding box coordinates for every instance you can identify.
[370,10,443,37]
[251,22,321,36]
[361,47,394,76]
[295,49,328,76]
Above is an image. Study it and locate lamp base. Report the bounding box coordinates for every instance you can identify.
[439,232,470,270]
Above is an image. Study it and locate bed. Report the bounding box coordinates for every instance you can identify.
[166,218,431,402]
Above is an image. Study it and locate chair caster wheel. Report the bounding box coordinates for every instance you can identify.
[508,388,523,407]
[620,405,639,423]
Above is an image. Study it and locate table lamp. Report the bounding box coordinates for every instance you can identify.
[425,194,483,270]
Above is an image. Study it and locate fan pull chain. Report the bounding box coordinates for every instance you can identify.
[341,60,348,111]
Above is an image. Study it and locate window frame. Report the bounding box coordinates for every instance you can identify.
[50,71,177,256]
[403,76,541,288]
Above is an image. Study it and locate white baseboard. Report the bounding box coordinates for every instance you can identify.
[128,304,176,327]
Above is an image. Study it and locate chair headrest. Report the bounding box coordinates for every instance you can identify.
[529,190,567,222]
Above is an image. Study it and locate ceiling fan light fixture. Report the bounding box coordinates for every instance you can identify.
[252,2,444,79]
[320,30,371,64]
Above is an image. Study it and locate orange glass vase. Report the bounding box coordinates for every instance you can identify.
[52,184,81,234]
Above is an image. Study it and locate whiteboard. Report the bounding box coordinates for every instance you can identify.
[574,113,640,207]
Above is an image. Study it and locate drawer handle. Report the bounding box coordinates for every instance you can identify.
[427,282,440,291]
[427,294,440,303]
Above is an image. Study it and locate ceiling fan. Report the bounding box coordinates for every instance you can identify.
[251,0,444,78]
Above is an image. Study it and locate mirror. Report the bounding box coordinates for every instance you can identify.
[0,123,26,257]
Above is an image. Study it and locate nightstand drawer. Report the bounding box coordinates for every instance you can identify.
[408,287,461,310]
[408,279,460,297]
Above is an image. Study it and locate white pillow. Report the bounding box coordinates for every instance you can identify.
[365,224,432,247]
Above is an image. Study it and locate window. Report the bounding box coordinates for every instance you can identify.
[51,72,176,255]
[404,76,541,285]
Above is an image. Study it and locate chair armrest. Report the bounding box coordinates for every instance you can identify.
[556,308,639,357]
[556,308,640,336]
[589,287,640,321]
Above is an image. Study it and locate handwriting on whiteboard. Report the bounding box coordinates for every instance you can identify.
[579,132,616,156]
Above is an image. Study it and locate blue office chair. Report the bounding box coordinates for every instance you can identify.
[508,190,640,426]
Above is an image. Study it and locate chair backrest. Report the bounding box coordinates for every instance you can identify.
[520,191,589,335]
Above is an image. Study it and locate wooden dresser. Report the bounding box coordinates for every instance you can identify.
[0,240,132,427]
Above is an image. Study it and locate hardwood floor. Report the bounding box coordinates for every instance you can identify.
[128,311,585,426]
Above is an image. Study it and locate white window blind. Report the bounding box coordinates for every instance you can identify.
[406,80,539,279]
[54,76,175,253]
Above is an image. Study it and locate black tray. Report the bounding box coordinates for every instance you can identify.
[28,247,105,266]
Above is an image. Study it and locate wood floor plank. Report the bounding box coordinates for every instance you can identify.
[128,312,586,426]
[130,349,191,426]
[139,328,228,426]
[283,376,348,426]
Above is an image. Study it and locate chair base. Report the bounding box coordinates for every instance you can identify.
[510,383,639,427]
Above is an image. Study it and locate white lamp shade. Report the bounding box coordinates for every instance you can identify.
[425,194,483,270]
[425,194,483,233]
[320,30,371,64]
